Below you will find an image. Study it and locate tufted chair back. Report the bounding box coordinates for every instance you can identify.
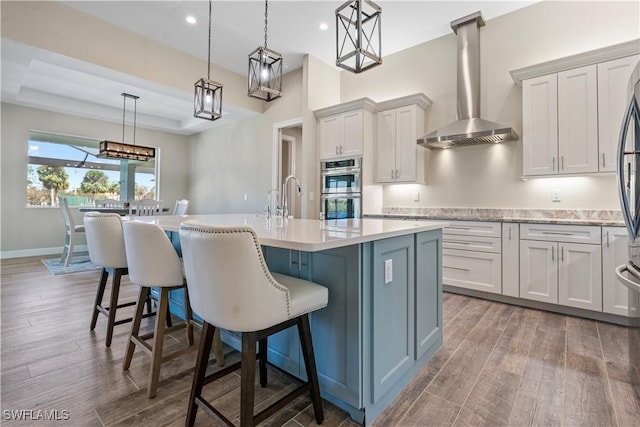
[122,221,184,288]
[84,212,127,269]
[179,221,290,332]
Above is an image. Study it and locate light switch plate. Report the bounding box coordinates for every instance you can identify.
[552,189,561,202]
[384,259,393,284]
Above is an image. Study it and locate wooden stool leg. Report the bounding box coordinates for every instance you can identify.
[90,268,109,331]
[165,298,173,328]
[298,314,324,424]
[123,286,149,370]
[240,332,258,427]
[105,268,124,347]
[187,322,215,427]
[147,287,169,399]
[258,337,268,387]
[183,286,194,346]
[213,328,224,367]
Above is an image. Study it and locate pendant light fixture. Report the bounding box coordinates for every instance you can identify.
[194,0,223,121]
[336,0,382,73]
[248,0,282,101]
[99,93,155,161]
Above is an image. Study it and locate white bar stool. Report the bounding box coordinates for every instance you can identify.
[121,221,224,398]
[179,221,328,427]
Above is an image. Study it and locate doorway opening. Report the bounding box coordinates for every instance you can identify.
[272,118,303,218]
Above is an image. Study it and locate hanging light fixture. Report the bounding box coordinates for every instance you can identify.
[194,0,223,120]
[99,93,155,161]
[248,0,282,101]
[336,0,382,73]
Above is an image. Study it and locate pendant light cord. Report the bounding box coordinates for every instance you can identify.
[264,0,268,49]
[207,0,212,80]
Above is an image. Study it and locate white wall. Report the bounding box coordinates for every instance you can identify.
[341,0,639,210]
[0,103,190,257]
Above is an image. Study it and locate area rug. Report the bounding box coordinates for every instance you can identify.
[42,255,101,275]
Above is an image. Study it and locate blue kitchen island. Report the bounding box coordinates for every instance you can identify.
[133,214,447,425]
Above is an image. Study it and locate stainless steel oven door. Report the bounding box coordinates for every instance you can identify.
[321,193,361,220]
[321,169,361,194]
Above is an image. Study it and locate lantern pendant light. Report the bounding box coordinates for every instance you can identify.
[336,0,382,73]
[248,0,283,101]
[194,0,223,121]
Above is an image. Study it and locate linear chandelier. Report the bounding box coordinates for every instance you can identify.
[194,0,223,120]
[248,0,283,101]
[336,0,382,74]
[99,93,155,161]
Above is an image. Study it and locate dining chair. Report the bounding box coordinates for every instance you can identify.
[172,199,190,216]
[97,199,124,208]
[179,222,327,427]
[59,197,85,267]
[122,221,224,398]
[129,199,163,216]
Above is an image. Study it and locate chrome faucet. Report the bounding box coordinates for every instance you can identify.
[281,175,301,218]
[266,188,280,219]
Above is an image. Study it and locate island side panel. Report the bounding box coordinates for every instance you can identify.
[415,230,443,360]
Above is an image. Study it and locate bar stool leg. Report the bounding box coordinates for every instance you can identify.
[258,337,268,387]
[298,314,324,424]
[90,268,109,331]
[213,329,225,367]
[183,286,194,346]
[148,287,170,398]
[240,332,258,427]
[105,268,124,347]
[123,286,149,370]
[187,322,215,427]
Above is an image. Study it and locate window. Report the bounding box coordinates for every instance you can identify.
[27,131,157,207]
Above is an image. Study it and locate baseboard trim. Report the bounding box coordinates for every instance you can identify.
[1,245,88,260]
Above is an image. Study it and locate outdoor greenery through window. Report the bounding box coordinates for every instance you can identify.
[27,131,157,207]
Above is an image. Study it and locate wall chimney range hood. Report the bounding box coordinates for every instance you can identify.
[418,11,517,149]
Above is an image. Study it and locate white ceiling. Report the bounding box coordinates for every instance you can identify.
[1,1,538,135]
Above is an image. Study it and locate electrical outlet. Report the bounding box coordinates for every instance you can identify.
[414,192,420,202]
[384,259,393,284]
[309,192,314,201]
[552,189,561,202]
[243,193,248,201]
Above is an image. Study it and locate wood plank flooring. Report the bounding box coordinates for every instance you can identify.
[2,256,639,426]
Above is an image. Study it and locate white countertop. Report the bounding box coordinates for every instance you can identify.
[127,214,448,252]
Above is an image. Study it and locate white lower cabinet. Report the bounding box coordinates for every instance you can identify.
[502,223,520,297]
[443,221,502,294]
[602,226,640,317]
[519,224,602,311]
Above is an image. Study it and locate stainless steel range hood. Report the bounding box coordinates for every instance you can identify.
[418,11,517,149]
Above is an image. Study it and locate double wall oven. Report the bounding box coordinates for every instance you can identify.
[320,157,361,219]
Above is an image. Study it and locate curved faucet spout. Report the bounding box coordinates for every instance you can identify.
[281,175,302,218]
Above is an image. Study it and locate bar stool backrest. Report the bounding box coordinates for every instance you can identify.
[122,221,184,287]
[84,212,127,269]
[179,221,290,332]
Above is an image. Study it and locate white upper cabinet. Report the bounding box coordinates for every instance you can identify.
[375,94,430,184]
[522,74,558,176]
[512,41,640,177]
[557,65,599,174]
[597,55,640,172]
[315,98,376,161]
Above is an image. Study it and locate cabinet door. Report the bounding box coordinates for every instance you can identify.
[520,240,558,303]
[371,235,414,403]
[602,227,640,316]
[598,55,640,172]
[341,110,364,157]
[376,109,396,183]
[523,74,558,176]
[502,223,520,297]
[415,230,442,360]
[557,65,598,174]
[558,243,602,311]
[309,245,362,407]
[319,115,341,160]
[395,105,418,182]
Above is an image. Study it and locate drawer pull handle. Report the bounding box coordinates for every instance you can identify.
[541,231,574,236]
[444,240,472,245]
[443,265,471,272]
[447,226,471,230]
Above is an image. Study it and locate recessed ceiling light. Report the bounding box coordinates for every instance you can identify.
[319,22,328,31]
[186,15,196,24]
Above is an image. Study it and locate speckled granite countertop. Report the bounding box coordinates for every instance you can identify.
[373,208,625,226]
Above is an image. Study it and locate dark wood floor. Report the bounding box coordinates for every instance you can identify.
[1,256,639,426]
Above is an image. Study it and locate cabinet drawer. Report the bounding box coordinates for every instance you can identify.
[444,221,501,238]
[443,249,501,294]
[519,223,601,244]
[442,235,501,253]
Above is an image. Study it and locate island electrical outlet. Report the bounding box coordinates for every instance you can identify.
[384,259,393,284]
